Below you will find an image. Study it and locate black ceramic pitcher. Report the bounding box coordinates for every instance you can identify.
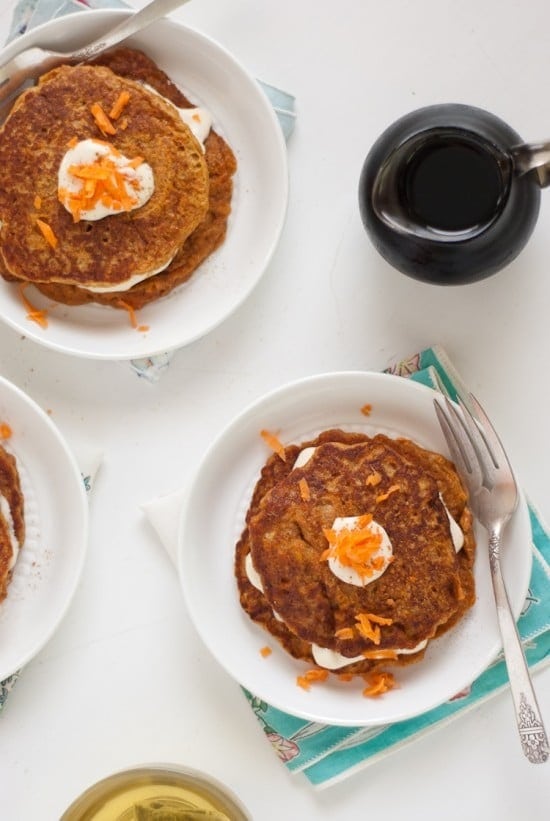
[358,104,549,284]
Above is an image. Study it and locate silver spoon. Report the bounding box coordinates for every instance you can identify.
[0,0,191,119]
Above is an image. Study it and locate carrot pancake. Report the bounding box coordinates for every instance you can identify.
[235,429,475,676]
[0,444,25,603]
[0,48,236,309]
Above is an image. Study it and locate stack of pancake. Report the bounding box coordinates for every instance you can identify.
[235,429,476,677]
[0,444,25,603]
[0,48,236,310]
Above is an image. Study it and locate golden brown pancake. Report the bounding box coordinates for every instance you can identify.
[0,444,25,603]
[0,48,237,310]
[0,61,209,289]
[235,429,475,676]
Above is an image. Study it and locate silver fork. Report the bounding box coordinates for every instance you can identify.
[0,0,191,122]
[434,393,549,764]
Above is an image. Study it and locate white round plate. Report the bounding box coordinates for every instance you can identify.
[0,375,88,681]
[0,10,288,359]
[179,372,532,726]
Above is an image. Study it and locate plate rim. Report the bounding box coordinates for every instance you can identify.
[0,9,289,360]
[0,374,89,680]
[177,370,532,726]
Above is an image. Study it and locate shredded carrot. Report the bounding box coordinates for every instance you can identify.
[361,649,398,660]
[362,672,396,698]
[116,300,149,332]
[298,478,310,501]
[18,284,48,329]
[375,484,400,503]
[296,668,329,690]
[360,403,372,416]
[35,218,58,250]
[109,90,130,120]
[260,429,286,461]
[91,101,116,135]
[192,112,201,123]
[338,673,354,682]
[334,627,355,640]
[321,514,386,580]
[118,117,129,131]
[0,422,12,439]
[260,646,272,658]
[33,195,42,210]
[59,145,143,223]
[127,156,144,169]
[365,471,382,487]
[67,136,79,148]
[355,612,393,645]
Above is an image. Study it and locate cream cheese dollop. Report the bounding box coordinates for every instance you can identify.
[58,138,154,222]
[141,83,212,151]
[0,493,20,571]
[324,515,393,587]
[311,638,429,670]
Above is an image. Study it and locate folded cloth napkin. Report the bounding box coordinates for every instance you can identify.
[7,0,296,384]
[142,344,550,788]
[0,442,102,712]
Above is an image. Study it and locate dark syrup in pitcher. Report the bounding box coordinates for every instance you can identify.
[402,135,506,233]
[358,104,542,284]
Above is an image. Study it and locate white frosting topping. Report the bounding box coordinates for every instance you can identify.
[58,139,154,222]
[0,493,20,570]
[244,554,283,622]
[440,493,465,551]
[293,447,316,469]
[142,83,212,150]
[311,638,429,670]
[325,515,393,587]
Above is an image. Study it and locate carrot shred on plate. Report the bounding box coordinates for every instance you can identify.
[360,403,372,416]
[0,422,12,439]
[260,646,272,658]
[35,218,58,249]
[116,300,149,332]
[362,672,396,698]
[18,284,49,329]
[296,668,329,690]
[91,101,116,136]
[260,429,286,461]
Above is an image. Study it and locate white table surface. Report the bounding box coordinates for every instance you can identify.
[1,0,550,818]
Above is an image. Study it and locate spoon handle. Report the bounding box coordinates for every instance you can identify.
[72,0,193,62]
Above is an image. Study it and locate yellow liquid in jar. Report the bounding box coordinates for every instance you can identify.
[62,770,247,821]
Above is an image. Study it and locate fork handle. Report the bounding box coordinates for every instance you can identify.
[488,529,549,763]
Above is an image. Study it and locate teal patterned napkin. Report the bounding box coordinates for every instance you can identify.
[242,345,550,787]
[6,0,296,384]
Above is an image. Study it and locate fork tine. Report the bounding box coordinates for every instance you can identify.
[454,396,497,487]
[433,398,480,490]
[468,392,515,475]
[441,397,485,486]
